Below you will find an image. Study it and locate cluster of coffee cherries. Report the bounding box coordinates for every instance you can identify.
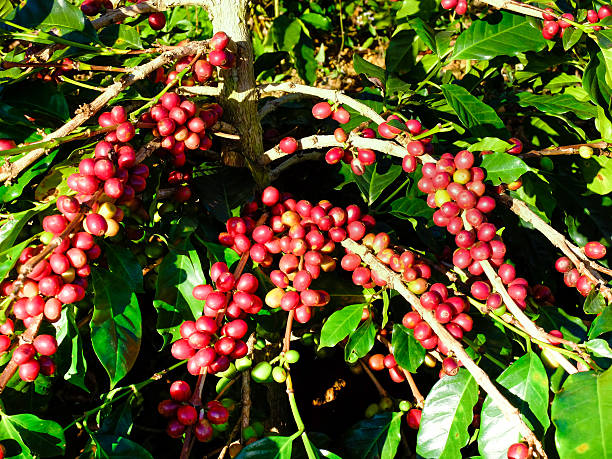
[0,105,151,383]
[70,107,149,212]
[402,286,472,376]
[80,0,112,17]
[218,186,376,323]
[324,127,379,176]
[367,353,407,383]
[170,262,255,376]
[440,0,467,16]
[162,32,235,87]
[541,6,611,39]
[554,241,606,296]
[141,91,220,167]
[158,380,229,442]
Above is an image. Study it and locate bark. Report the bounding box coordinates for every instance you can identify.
[205,0,267,188]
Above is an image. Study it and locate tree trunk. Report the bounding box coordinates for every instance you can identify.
[206,0,268,188]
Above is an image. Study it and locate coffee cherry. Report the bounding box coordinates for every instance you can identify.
[584,241,606,259]
[195,419,214,442]
[442,357,459,376]
[33,335,58,356]
[166,419,186,438]
[13,343,35,365]
[406,408,421,429]
[211,31,230,50]
[402,311,421,329]
[279,137,298,154]
[312,102,332,119]
[177,405,198,426]
[368,354,385,371]
[84,214,108,237]
[206,401,229,424]
[19,359,40,382]
[507,442,529,459]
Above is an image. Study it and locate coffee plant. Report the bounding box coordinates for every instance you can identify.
[0,0,610,457]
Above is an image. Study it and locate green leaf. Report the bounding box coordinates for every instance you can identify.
[344,412,403,459]
[441,84,507,138]
[55,305,88,392]
[391,324,425,372]
[581,156,612,195]
[319,304,364,349]
[480,152,532,185]
[386,29,416,73]
[352,163,402,206]
[409,18,436,53]
[0,237,35,282]
[515,92,597,120]
[235,436,294,459]
[552,367,612,458]
[344,318,376,364]
[0,203,51,253]
[453,12,546,60]
[389,197,434,221]
[292,35,318,85]
[98,23,143,49]
[589,304,612,339]
[562,27,583,51]
[583,46,612,109]
[0,412,65,458]
[91,268,142,388]
[93,435,153,459]
[9,0,98,43]
[104,243,143,293]
[417,369,479,459]
[0,0,13,17]
[585,339,612,359]
[0,148,59,203]
[301,13,331,31]
[584,291,607,314]
[353,55,386,86]
[466,137,512,153]
[478,353,549,459]
[153,242,204,345]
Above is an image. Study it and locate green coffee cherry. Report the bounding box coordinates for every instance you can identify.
[217,362,237,379]
[579,145,594,159]
[379,397,393,411]
[39,231,54,245]
[493,305,507,316]
[243,426,257,440]
[216,377,232,394]
[251,361,273,383]
[272,366,287,383]
[365,403,379,418]
[235,356,252,371]
[284,350,300,364]
[398,400,412,412]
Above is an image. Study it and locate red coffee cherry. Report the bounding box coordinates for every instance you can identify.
[312,102,332,119]
[13,344,36,365]
[584,241,606,259]
[19,359,40,382]
[149,12,167,30]
[368,353,385,371]
[507,442,529,459]
[406,408,422,429]
[33,335,58,356]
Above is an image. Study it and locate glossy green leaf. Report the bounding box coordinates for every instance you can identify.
[441,84,507,138]
[344,412,403,459]
[389,197,434,221]
[353,54,386,85]
[9,0,98,43]
[466,137,512,153]
[93,435,153,459]
[515,92,597,120]
[478,353,549,459]
[235,435,294,459]
[0,237,35,283]
[589,304,612,339]
[584,290,607,314]
[417,369,478,459]
[585,339,612,359]
[552,367,612,458]
[410,18,436,53]
[98,24,143,49]
[0,203,51,253]
[0,149,58,203]
[344,318,376,364]
[91,268,142,388]
[391,324,425,372]
[301,13,332,31]
[453,12,546,60]
[153,242,204,345]
[386,29,416,73]
[352,163,402,206]
[55,305,88,392]
[583,46,612,109]
[480,152,533,185]
[0,0,13,17]
[0,412,65,458]
[319,304,364,349]
[581,156,612,195]
[104,243,143,293]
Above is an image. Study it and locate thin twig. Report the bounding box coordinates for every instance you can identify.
[358,359,389,398]
[520,142,612,159]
